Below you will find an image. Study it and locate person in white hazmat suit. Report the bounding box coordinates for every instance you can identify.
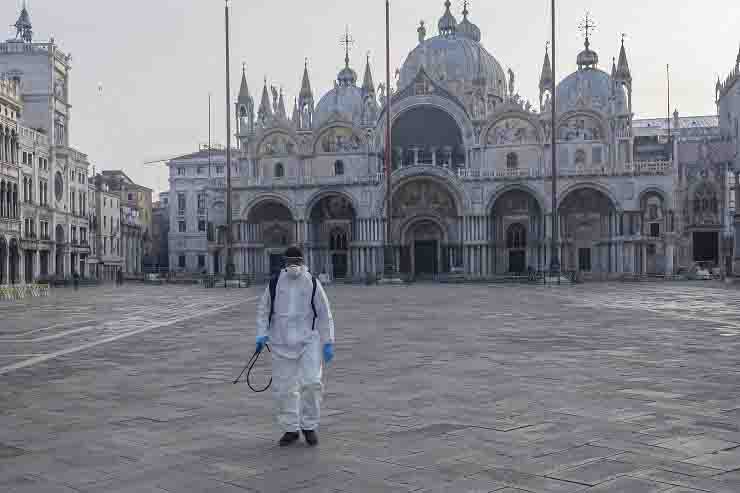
[255,246,335,447]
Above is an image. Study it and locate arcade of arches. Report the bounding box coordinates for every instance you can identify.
[225,184,680,279]
[0,237,20,285]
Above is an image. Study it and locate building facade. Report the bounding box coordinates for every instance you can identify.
[0,77,21,284]
[717,50,740,273]
[97,170,152,275]
[172,3,737,279]
[167,147,228,273]
[150,193,170,272]
[1,5,92,283]
[88,175,123,280]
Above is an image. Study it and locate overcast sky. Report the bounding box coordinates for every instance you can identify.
[4,0,740,197]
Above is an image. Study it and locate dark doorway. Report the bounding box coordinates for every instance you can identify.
[25,251,33,283]
[693,231,718,264]
[578,248,592,272]
[509,250,526,273]
[0,239,6,284]
[269,253,283,275]
[214,254,221,274]
[414,240,438,275]
[332,253,348,278]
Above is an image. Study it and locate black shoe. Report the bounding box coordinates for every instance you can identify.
[302,429,319,446]
[279,432,300,447]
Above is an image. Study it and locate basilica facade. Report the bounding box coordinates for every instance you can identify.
[169,2,738,279]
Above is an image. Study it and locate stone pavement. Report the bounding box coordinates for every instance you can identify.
[1,282,740,492]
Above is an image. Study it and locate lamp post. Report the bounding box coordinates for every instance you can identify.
[549,0,560,275]
[224,0,234,280]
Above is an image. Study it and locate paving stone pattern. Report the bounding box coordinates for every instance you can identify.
[1,282,740,492]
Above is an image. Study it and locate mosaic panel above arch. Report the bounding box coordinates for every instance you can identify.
[558,114,604,142]
[258,132,297,157]
[485,117,540,146]
[315,126,365,154]
[391,179,457,220]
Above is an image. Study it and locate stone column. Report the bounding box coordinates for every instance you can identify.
[666,242,675,275]
[641,243,648,275]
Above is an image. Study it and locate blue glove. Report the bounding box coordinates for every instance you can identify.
[323,343,334,364]
[256,335,269,353]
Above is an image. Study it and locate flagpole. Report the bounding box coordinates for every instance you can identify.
[224,0,234,280]
[384,0,393,277]
[549,0,560,275]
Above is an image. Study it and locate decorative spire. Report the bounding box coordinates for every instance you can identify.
[258,77,273,123]
[300,58,313,100]
[438,0,457,37]
[292,97,300,125]
[277,88,287,120]
[539,42,553,92]
[362,53,375,95]
[238,63,251,103]
[576,12,599,69]
[337,26,358,86]
[611,57,617,78]
[14,1,33,43]
[615,34,632,83]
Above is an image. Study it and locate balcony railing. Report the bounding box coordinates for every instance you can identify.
[204,159,676,189]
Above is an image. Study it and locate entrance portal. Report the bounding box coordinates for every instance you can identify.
[509,250,526,273]
[414,240,438,276]
[332,253,348,278]
[693,231,718,265]
[269,253,283,275]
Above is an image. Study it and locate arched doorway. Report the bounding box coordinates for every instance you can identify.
[559,188,616,274]
[245,200,295,275]
[403,219,445,277]
[309,194,355,278]
[392,178,458,276]
[0,237,6,284]
[506,224,527,273]
[390,106,466,169]
[491,189,543,274]
[8,239,19,284]
[691,183,721,267]
[55,225,65,277]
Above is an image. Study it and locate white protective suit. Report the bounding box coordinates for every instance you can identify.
[256,267,335,432]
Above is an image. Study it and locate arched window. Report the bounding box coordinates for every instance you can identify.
[334,160,344,176]
[506,152,518,169]
[506,223,527,249]
[274,162,285,178]
[239,105,247,118]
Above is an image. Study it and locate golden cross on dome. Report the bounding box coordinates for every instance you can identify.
[578,11,596,43]
[340,26,355,66]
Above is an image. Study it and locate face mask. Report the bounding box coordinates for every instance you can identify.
[287,265,303,279]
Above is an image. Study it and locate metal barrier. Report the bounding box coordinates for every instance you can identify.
[0,284,51,301]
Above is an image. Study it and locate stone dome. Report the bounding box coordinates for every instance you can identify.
[555,67,627,115]
[314,84,365,128]
[399,35,507,100]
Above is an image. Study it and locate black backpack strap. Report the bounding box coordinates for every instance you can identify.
[311,275,318,331]
[268,273,280,328]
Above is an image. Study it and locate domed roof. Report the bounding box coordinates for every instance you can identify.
[315,84,365,128]
[555,67,626,115]
[457,3,481,42]
[399,36,507,99]
[337,66,358,86]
